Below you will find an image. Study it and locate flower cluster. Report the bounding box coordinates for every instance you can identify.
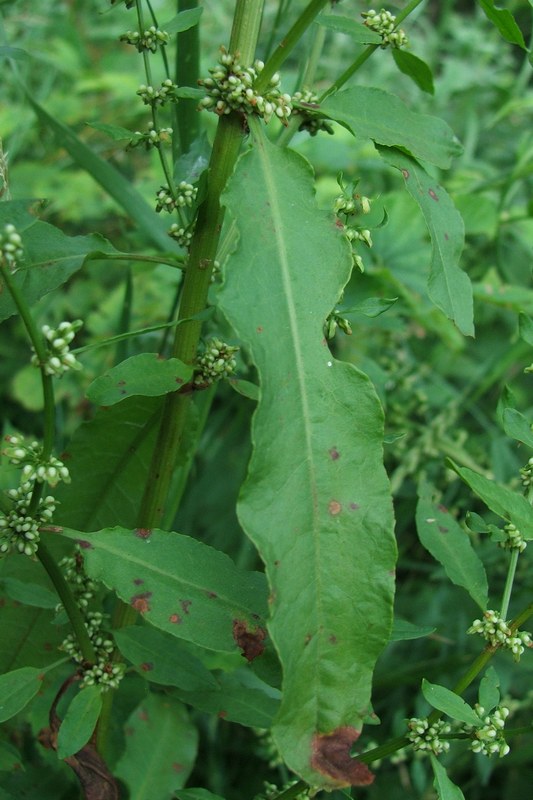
[136,79,178,108]
[406,717,451,756]
[0,223,23,271]
[59,548,97,610]
[325,309,353,339]
[468,609,532,661]
[291,89,334,137]
[168,223,194,249]
[61,611,124,691]
[155,181,197,213]
[362,9,409,48]
[198,49,292,123]
[194,338,239,387]
[119,26,169,53]
[3,434,70,487]
[499,522,527,553]
[31,320,83,377]
[128,122,173,151]
[520,456,533,489]
[0,481,55,557]
[470,705,510,758]
[334,183,373,271]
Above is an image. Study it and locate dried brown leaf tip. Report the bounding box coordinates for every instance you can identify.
[311,726,374,787]
[232,618,267,661]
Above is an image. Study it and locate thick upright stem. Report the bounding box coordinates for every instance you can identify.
[175,0,201,156]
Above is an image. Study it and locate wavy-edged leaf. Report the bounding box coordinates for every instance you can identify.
[416,484,488,610]
[316,15,381,43]
[57,686,103,760]
[379,147,473,336]
[449,462,533,537]
[86,353,192,405]
[57,526,268,654]
[218,131,396,788]
[321,87,461,168]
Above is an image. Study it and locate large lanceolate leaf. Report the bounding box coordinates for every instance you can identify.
[217,133,396,788]
[321,87,461,169]
[379,148,473,337]
[57,527,268,655]
[86,353,192,405]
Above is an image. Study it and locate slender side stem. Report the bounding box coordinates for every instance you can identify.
[255,0,329,92]
[175,0,201,157]
[500,548,520,620]
[89,252,187,269]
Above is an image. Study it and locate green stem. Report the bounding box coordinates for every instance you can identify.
[38,540,97,663]
[500,548,520,620]
[175,0,201,157]
[89,252,187,269]
[255,0,329,93]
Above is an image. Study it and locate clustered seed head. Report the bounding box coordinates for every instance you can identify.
[520,456,533,487]
[128,122,173,151]
[198,48,292,123]
[61,609,125,691]
[0,223,23,271]
[0,482,55,557]
[137,79,178,107]
[31,320,83,377]
[59,548,96,609]
[168,223,194,249]
[120,26,169,53]
[499,522,527,553]
[3,434,70,487]
[468,609,533,661]
[470,705,510,758]
[362,9,409,48]
[291,89,334,137]
[194,338,239,387]
[407,717,451,755]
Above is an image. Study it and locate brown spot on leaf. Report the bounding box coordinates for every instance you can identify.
[175,377,184,384]
[329,447,340,460]
[172,763,184,773]
[256,326,263,333]
[444,232,449,240]
[180,600,192,615]
[169,613,182,624]
[140,662,153,672]
[428,188,439,201]
[438,504,448,513]
[133,578,144,586]
[206,591,218,599]
[401,169,409,179]
[438,526,449,533]
[311,727,374,787]
[130,592,152,614]
[329,635,338,645]
[329,500,342,516]
[135,528,152,539]
[232,619,266,662]
[218,710,228,719]
[118,380,126,386]
[349,503,360,511]
[274,560,280,567]
[77,539,93,549]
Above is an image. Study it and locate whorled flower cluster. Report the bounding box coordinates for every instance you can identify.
[136,79,178,108]
[468,609,532,661]
[155,181,197,214]
[128,122,173,151]
[4,434,70,487]
[0,223,23,272]
[499,522,527,553]
[520,456,533,488]
[406,717,451,756]
[470,705,510,758]
[0,481,55,557]
[59,548,97,610]
[194,338,239,387]
[61,611,124,691]
[198,49,292,123]
[119,26,169,53]
[31,320,83,377]
[334,185,373,272]
[362,9,409,48]
[168,223,194,249]
[291,89,334,137]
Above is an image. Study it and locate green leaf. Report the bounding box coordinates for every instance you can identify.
[0,667,47,722]
[56,685,103,760]
[23,91,179,252]
[0,742,24,773]
[87,122,137,142]
[162,7,204,35]
[218,131,396,788]
[114,625,218,690]
[392,49,435,94]
[115,694,197,800]
[177,790,226,800]
[449,462,533,538]
[422,680,481,726]
[519,312,533,346]
[477,0,527,48]
[58,526,268,654]
[502,407,533,449]
[54,397,162,530]
[227,377,260,401]
[478,667,500,714]
[0,577,57,609]
[345,297,398,318]
[430,755,466,800]
[416,484,488,609]
[316,14,382,43]
[0,46,28,61]
[0,595,66,672]
[175,86,205,100]
[173,668,280,728]
[86,353,192,406]
[379,148,473,337]
[321,87,461,169]
[390,618,435,641]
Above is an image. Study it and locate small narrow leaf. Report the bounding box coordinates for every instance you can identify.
[449,462,533,537]
[321,87,461,168]
[114,626,218,690]
[392,50,435,94]
[478,667,500,714]
[58,527,268,654]
[422,680,481,726]
[0,742,24,772]
[86,353,192,405]
[56,686,103,760]
[0,667,46,722]
[0,578,57,609]
[519,312,533,346]
[162,7,203,34]
[502,407,533,448]
[379,147,473,336]
[390,618,435,641]
[87,122,137,142]
[345,297,398,318]
[316,15,382,43]
[477,0,527,48]
[430,755,466,800]
[227,377,260,401]
[416,485,488,609]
